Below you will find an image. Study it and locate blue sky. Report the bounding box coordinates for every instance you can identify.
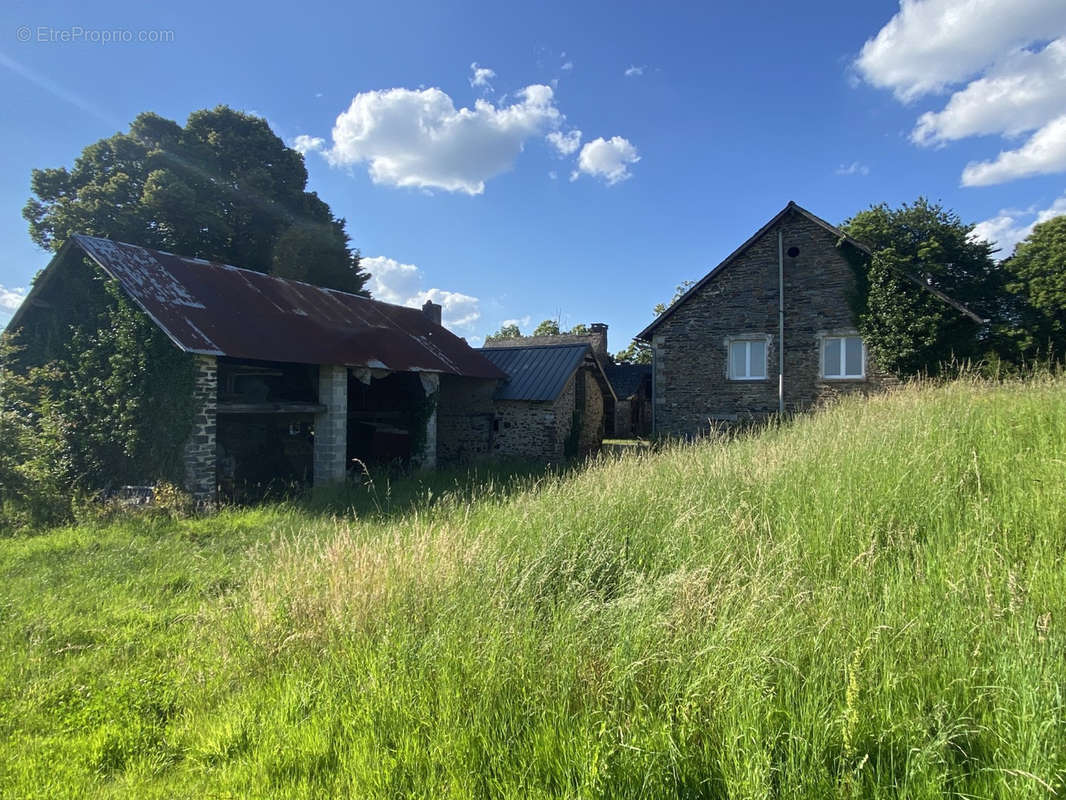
[2,0,1065,350]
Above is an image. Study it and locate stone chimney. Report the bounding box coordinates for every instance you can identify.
[588,323,608,360]
[422,300,442,326]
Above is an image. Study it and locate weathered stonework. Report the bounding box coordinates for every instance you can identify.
[495,398,563,460]
[314,364,348,485]
[488,368,605,462]
[649,208,894,437]
[437,375,498,463]
[183,354,217,504]
[576,369,605,457]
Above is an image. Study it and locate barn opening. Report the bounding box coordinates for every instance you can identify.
[216,358,319,499]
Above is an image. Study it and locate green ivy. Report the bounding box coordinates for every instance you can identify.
[405,386,439,466]
[3,257,196,515]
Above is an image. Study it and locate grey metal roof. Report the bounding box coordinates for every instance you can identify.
[480,344,591,402]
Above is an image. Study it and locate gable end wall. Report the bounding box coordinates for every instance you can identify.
[653,211,894,436]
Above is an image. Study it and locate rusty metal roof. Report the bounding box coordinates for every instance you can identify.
[480,344,592,402]
[16,235,506,378]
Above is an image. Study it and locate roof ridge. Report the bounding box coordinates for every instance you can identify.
[69,233,410,309]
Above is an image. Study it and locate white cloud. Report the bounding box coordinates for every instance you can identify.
[969,192,1066,258]
[547,170,558,180]
[306,84,562,194]
[856,0,1066,185]
[624,65,645,77]
[836,161,870,176]
[362,255,480,331]
[572,136,640,185]
[912,40,1066,145]
[0,285,26,315]
[561,61,573,71]
[500,316,531,331]
[546,129,582,156]
[961,114,1066,186]
[469,62,496,90]
[855,0,1066,101]
[292,134,325,155]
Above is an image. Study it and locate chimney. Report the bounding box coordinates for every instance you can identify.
[588,322,608,360]
[422,300,442,326]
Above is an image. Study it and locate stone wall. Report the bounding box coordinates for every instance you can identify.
[576,369,604,457]
[437,375,498,464]
[495,398,562,460]
[651,209,894,436]
[183,354,218,504]
[438,368,605,464]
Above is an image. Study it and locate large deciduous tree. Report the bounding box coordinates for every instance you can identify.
[840,199,1005,376]
[24,106,368,294]
[1003,215,1066,360]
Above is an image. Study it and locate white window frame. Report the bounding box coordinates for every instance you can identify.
[820,333,866,380]
[725,335,770,381]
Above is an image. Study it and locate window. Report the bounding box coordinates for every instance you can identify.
[822,335,864,379]
[728,338,767,380]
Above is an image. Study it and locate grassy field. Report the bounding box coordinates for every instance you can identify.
[1,377,1064,798]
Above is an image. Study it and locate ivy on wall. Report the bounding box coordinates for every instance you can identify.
[5,255,196,497]
[405,387,438,465]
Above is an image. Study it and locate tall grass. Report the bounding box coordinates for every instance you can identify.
[1,377,1064,798]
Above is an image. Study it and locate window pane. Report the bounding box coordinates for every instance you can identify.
[730,341,746,378]
[749,340,766,378]
[845,337,863,376]
[824,338,841,376]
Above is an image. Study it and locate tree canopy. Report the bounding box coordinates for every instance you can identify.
[840,199,1003,376]
[487,320,593,342]
[532,319,560,336]
[1004,215,1066,359]
[24,106,368,294]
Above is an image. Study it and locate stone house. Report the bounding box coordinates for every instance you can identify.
[477,343,613,461]
[637,202,984,436]
[9,235,508,503]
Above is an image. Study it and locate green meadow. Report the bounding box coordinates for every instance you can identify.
[1,377,1064,798]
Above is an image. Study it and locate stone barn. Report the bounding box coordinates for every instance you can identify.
[8,235,507,503]
[637,201,984,437]
[478,343,613,461]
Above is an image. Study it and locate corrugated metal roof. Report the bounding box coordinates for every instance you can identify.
[480,344,590,402]
[15,235,506,378]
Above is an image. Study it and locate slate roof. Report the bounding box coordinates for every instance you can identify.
[604,363,651,399]
[11,235,506,379]
[480,343,591,402]
[637,201,984,341]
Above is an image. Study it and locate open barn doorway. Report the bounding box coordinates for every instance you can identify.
[346,371,429,471]
[215,358,319,501]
